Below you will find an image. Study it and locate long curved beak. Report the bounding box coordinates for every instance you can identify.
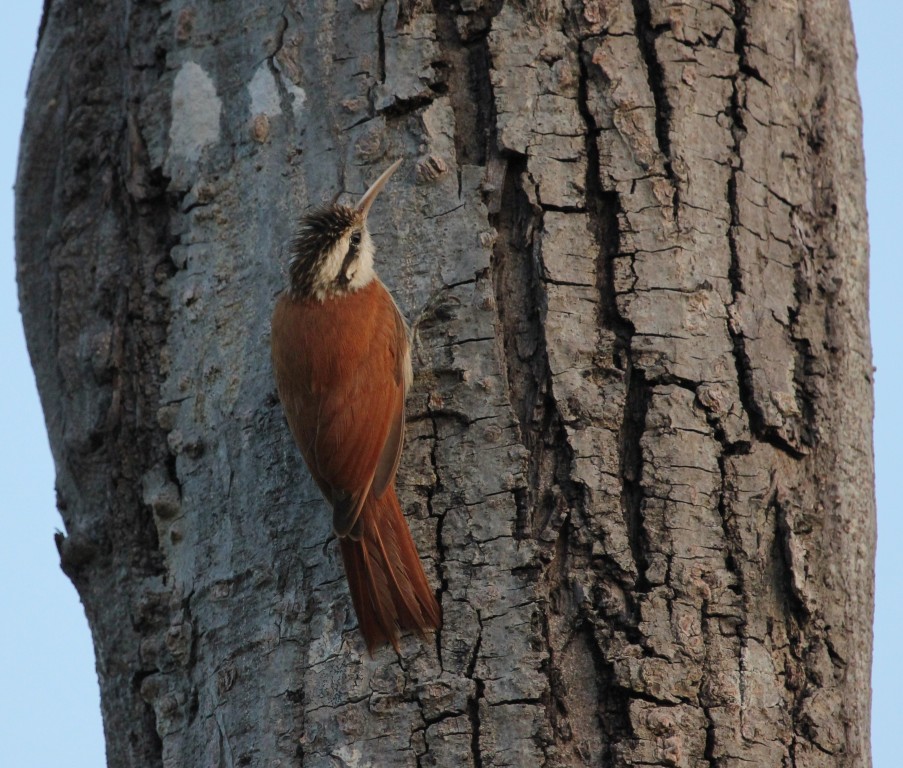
[357,159,402,219]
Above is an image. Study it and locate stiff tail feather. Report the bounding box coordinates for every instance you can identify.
[339,487,441,653]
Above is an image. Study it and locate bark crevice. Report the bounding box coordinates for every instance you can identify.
[631,0,678,212]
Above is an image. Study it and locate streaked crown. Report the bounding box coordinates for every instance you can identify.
[287,160,402,301]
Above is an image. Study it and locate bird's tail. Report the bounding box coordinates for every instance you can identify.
[339,487,441,653]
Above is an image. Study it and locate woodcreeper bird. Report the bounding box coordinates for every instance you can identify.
[271,160,441,653]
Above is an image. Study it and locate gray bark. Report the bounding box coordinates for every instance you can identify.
[16,1,873,767]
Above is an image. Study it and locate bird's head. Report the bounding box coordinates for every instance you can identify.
[288,159,401,301]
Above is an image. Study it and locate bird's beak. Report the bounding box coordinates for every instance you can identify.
[357,159,403,219]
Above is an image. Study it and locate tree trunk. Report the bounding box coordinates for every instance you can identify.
[16,1,873,767]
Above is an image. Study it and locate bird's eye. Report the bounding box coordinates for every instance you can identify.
[350,231,361,247]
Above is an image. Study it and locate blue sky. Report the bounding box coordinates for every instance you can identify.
[0,3,897,766]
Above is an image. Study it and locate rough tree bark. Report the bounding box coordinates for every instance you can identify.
[16,1,873,767]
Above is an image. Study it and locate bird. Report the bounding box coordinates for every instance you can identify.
[271,160,441,653]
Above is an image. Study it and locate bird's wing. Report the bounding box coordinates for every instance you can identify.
[271,287,409,539]
[371,302,410,500]
[320,294,409,537]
